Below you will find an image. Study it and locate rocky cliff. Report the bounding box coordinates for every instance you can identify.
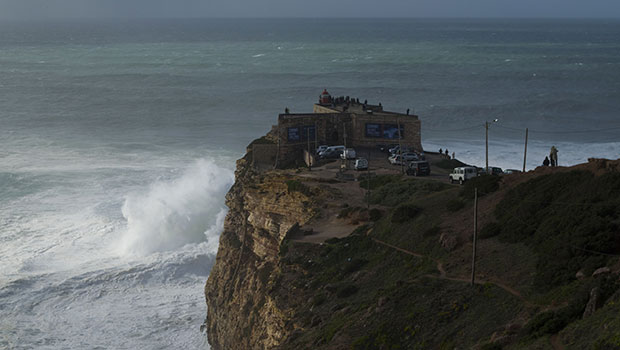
[205,149,620,349]
[204,153,320,349]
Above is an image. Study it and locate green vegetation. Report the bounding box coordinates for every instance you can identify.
[273,166,620,349]
[460,175,501,199]
[364,176,450,206]
[359,174,401,190]
[391,204,422,223]
[285,179,312,196]
[446,198,465,212]
[492,171,620,289]
[368,208,383,221]
[559,286,620,349]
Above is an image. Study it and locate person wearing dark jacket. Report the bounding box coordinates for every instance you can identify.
[543,156,550,166]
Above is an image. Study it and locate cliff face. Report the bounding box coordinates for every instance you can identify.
[204,155,318,350]
[206,152,620,350]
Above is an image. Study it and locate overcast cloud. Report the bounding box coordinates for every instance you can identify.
[0,0,619,20]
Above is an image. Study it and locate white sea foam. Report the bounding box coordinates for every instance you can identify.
[423,139,620,171]
[119,159,234,256]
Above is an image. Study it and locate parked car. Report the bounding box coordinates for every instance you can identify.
[504,169,521,174]
[354,158,368,170]
[341,148,357,160]
[489,167,504,175]
[320,149,344,159]
[389,145,411,155]
[406,161,430,176]
[382,144,399,153]
[388,154,401,165]
[449,166,478,184]
[389,153,418,165]
[401,153,419,161]
[316,145,328,155]
[319,145,345,158]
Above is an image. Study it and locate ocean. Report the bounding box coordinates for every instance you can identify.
[1,18,619,349]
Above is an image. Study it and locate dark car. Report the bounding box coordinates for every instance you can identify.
[320,149,344,159]
[406,161,431,176]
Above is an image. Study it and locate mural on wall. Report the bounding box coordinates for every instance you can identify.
[288,125,316,141]
[365,123,404,139]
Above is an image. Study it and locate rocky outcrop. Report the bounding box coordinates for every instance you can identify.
[204,155,319,350]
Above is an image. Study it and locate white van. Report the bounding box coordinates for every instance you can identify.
[449,167,478,184]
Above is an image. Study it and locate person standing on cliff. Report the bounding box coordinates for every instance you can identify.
[550,146,559,167]
[543,156,550,166]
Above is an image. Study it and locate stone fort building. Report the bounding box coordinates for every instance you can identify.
[253,90,422,168]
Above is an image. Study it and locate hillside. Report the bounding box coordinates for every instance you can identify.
[204,145,620,350]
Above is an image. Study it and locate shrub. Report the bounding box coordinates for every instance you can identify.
[312,294,327,307]
[336,284,359,298]
[359,174,401,190]
[424,225,441,237]
[286,179,312,196]
[492,170,620,289]
[343,258,368,274]
[460,175,501,199]
[391,204,422,223]
[479,222,501,239]
[369,208,383,221]
[370,179,450,206]
[446,199,465,212]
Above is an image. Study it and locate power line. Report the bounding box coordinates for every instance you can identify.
[425,123,620,136]
[495,124,620,135]
[424,125,482,132]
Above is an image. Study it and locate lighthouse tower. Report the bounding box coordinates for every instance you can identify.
[319,89,332,105]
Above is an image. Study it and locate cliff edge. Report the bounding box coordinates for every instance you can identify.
[205,144,620,349]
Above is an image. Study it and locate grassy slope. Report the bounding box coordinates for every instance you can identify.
[274,168,620,349]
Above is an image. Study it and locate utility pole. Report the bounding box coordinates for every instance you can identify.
[485,119,498,174]
[397,118,404,174]
[274,125,280,169]
[485,122,489,174]
[367,149,371,211]
[307,127,311,171]
[523,128,528,172]
[314,121,318,151]
[471,188,478,286]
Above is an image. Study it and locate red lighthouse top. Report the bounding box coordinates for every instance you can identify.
[319,89,332,105]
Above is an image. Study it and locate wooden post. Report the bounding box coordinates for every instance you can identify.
[274,125,280,169]
[523,128,528,172]
[367,149,371,211]
[397,118,404,174]
[471,188,478,286]
[314,121,318,151]
[307,126,311,171]
[485,122,489,174]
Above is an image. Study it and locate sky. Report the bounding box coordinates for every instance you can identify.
[0,0,619,20]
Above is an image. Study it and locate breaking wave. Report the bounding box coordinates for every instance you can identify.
[119,159,234,256]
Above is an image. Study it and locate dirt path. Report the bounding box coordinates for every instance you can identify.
[550,334,566,350]
[371,238,530,305]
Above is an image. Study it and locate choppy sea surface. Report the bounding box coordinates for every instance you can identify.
[1,18,619,349]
